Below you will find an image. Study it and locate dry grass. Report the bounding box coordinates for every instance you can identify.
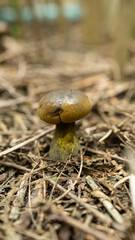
[0,28,135,240]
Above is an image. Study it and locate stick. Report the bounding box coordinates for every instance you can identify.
[53,149,83,203]
[9,173,28,220]
[86,175,124,224]
[0,97,27,108]
[87,147,128,162]
[0,127,54,158]
[47,177,112,225]
[48,205,115,240]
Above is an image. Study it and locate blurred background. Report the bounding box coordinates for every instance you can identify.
[0,0,135,82]
[1,3,135,240]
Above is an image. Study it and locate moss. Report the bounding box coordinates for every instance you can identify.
[49,122,80,161]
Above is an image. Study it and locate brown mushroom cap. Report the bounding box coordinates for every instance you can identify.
[37,89,92,124]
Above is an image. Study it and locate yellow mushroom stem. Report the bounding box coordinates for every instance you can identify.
[49,122,80,161]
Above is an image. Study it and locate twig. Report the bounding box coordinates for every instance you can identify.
[0,161,58,175]
[87,147,128,162]
[0,97,28,108]
[9,173,28,220]
[47,204,115,240]
[0,161,31,172]
[113,176,130,189]
[86,175,124,224]
[28,163,39,227]
[0,127,54,158]
[47,177,112,225]
[53,150,83,203]
[49,159,68,201]
[99,129,112,143]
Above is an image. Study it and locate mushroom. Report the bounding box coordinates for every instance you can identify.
[37,89,92,161]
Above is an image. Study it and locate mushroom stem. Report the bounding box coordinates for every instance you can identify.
[49,122,80,161]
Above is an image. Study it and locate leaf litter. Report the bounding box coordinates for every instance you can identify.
[0,31,135,240]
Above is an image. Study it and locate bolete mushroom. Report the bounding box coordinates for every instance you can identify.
[37,89,92,161]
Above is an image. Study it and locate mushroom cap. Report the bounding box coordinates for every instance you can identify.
[37,89,92,124]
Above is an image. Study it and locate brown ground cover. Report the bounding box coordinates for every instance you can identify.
[0,30,135,240]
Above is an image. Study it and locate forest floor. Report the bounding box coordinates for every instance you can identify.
[0,26,135,240]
